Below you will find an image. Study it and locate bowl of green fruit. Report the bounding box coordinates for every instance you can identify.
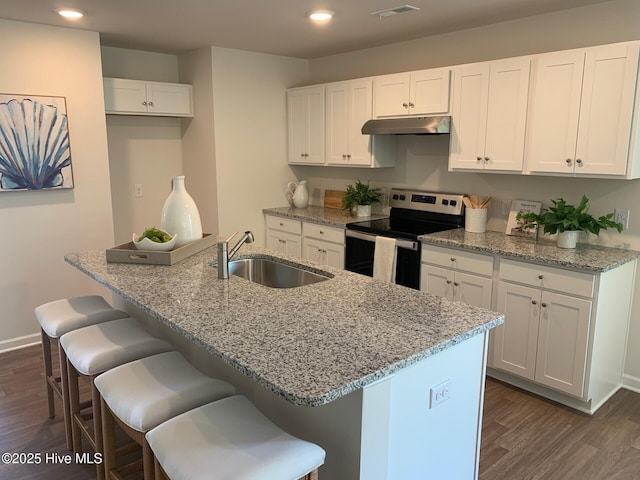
[132,227,178,251]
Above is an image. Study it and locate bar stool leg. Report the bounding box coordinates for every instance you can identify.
[142,438,155,480]
[67,357,83,455]
[101,396,116,480]
[92,381,105,480]
[40,329,55,419]
[59,347,73,450]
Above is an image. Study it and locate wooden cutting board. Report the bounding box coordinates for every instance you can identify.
[324,190,347,209]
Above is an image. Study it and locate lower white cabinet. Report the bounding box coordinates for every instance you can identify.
[420,244,493,309]
[265,215,302,257]
[493,280,591,397]
[302,222,345,269]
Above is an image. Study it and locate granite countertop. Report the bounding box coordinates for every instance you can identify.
[263,205,387,227]
[420,229,640,273]
[65,245,502,407]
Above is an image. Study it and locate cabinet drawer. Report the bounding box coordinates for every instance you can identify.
[303,222,344,244]
[265,215,301,235]
[499,259,595,297]
[422,244,493,276]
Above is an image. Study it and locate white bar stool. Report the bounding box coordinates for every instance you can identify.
[94,351,236,480]
[61,317,173,480]
[35,295,129,450]
[146,395,326,480]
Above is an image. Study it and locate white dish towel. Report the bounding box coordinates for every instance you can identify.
[373,236,397,284]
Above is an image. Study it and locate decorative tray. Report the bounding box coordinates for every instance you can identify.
[106,233,216,265]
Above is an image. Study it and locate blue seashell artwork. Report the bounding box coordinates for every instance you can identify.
[0,95,74,191]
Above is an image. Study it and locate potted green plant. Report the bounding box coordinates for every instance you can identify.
[516,195,623,249]
[342,179,382,217]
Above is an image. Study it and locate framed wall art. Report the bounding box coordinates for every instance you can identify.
[0,94,74,192]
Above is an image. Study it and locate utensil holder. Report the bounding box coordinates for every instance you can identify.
[465,208,487,233]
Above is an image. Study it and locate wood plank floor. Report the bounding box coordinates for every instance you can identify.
[1,344,640,479]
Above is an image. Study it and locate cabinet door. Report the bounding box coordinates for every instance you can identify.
[346,79,374,166]
[103,78,148,114]
[266,229,301,257]
[287,87,325,164]
[527,50,585,174]
[410,68,451,115]
[145,82,193,116]
[454,272,492,309]
[449,64,490,170]
[483,58,530,171]
[420,264,454,300]
[325,82,350,164]
[574,43,639,176]
[303,238,344,268]
[535,292,592,397]
[493,282,540,380]
[374,73,411,117]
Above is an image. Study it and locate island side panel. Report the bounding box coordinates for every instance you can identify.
[359,332,488,479]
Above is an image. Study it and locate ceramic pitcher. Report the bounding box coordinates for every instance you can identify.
[286,180,309,208]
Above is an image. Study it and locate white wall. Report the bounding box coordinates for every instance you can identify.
[179,47,308,245]
[297,0,640,389]
[101,47,184,244]
[0,20,115,350]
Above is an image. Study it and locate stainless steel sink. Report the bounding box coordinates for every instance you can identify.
[227,256,332,288]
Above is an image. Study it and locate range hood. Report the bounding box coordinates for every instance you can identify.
[361,116,450,135]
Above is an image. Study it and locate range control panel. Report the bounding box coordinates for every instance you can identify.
[388,188,466,215]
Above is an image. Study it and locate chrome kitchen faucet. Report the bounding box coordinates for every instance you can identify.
[217,231,254,279]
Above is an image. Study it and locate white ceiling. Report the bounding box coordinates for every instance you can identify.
[0,0,615,58]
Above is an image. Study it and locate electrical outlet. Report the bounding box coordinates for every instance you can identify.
[429,379,452,409]
[614,209,630,230]
[134,184,143,197]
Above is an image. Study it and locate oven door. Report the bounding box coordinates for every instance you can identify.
[345,230,421,289]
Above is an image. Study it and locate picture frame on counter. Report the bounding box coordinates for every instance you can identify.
[506,199,542,237]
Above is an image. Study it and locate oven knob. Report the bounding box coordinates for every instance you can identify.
[399,195,406,201]
[442,199,449,205]
[392,194,399,200]
[450,200,457,206]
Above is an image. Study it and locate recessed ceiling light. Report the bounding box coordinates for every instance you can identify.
[56,8,85,19]
[307,10,334,22]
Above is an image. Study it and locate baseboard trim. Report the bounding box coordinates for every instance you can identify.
[622,374,640,394]
[0,333,41,354]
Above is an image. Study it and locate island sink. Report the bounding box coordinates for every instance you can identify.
[227,256,332,288]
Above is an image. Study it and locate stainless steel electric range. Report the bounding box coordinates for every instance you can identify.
[345,188,466,289]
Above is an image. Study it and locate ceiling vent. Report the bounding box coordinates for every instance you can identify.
[371,5,420,18]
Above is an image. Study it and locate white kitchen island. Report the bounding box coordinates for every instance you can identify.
[65,244,503,479]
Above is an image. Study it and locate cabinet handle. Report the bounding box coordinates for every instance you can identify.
[148,101,154,107]
[566,158,572,166]
[476,156,482,162]
[346,154,351,159]
[319,230,324,235]
[408,102,415,108]
[446,280,452,284]
[402,102,409,108]
[531,300,538,305]
[450,257,456,262]
[541,303,548,308]
[279,239,286,244]
[576,159,583,165]
[142,101,147,106]
[538,274,544,280]
[453,282,459,287]
[279,222,284,226]
[484,157,490,163]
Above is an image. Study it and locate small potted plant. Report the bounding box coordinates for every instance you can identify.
[342,179,382,217]
[516,195,623,249]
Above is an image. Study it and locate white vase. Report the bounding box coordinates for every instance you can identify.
[287,180,309,208]
[356,205,372,217]
[557,230,579,249]
[161,176,203,248]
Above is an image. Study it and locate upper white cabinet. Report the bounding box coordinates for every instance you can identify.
[103,78,193,117]
[449,58,531,172]
[325,79,396,168]
[373,68,451,117]
[526,42,640,177]
[287,86,325,165]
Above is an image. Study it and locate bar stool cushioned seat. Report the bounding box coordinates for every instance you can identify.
[95,351,236,480]
[35,295,129,449]
[146,395,326,480]
[61,317,173,480]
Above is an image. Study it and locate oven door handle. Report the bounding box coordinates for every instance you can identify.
[346,230,419,251]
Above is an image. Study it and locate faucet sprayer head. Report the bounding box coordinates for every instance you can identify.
[244,231,255,244]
